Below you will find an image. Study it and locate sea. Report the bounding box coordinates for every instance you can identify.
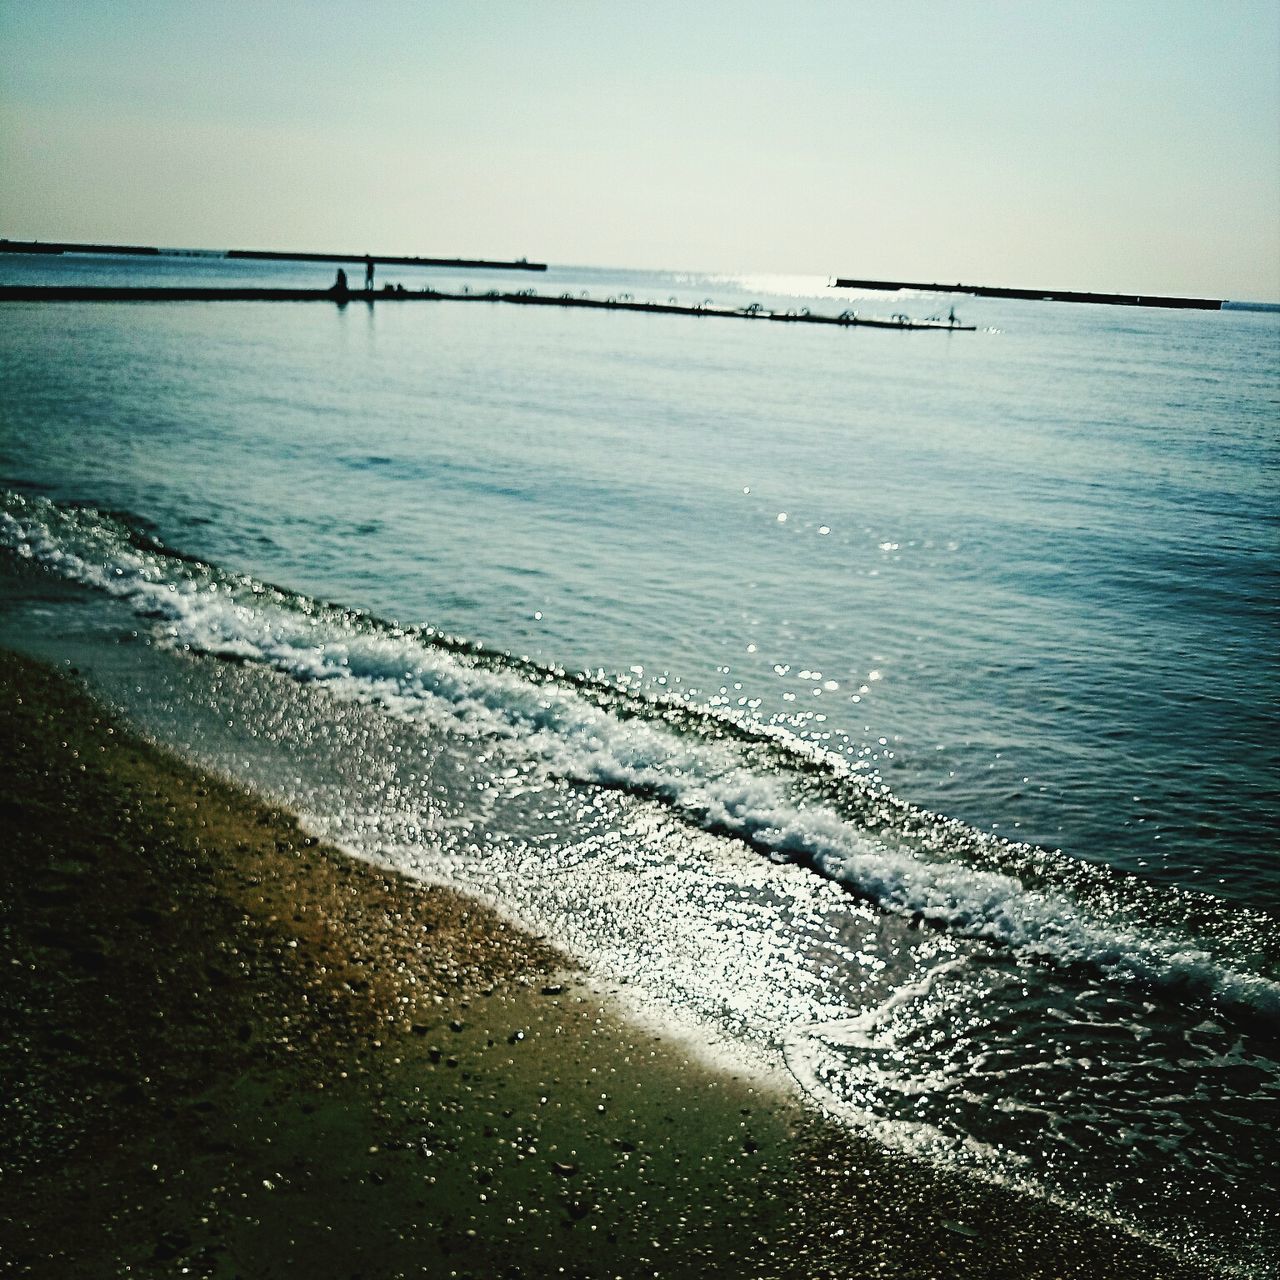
[1,251,1277,1274]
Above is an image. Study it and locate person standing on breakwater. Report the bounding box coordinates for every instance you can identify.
[333,268,349,300]
[364,257,374,291]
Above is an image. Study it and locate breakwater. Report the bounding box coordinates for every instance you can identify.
[0,239,546,272]
[0,284,974,330]
[831,275,1222,310]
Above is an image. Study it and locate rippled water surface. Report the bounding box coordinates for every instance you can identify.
[2,253,1277,1273]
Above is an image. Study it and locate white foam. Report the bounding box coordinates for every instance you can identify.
[4,490,1278,1021]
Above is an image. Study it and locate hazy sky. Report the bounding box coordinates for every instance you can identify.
[2,1,1278,298]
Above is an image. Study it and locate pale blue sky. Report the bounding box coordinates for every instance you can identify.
[2,1,1277,298]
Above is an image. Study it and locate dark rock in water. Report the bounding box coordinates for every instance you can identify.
[941,1218,979,1238]
[552,1161,578,1177]
[540,983,564,995]
[410,1022,431,1035]
[449,1019,464,1032]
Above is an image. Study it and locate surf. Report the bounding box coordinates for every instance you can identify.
[4,487,1277,1027]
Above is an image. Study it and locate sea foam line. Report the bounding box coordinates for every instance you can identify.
[3,490,1278,1022]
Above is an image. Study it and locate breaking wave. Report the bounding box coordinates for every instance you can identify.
[4,488,1278,1024]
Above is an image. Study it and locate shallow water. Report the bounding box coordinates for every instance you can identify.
[1,253,1277,1272]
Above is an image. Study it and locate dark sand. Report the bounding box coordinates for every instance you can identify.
[0,650,1220,1278]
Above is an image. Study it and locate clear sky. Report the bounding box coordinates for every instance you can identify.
[2,0,1278,298]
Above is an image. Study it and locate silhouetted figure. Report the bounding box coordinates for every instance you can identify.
[364,257,375,291]
[948,306,957,326]
[333,267,349,299]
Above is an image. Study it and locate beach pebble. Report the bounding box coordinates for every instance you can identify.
[552,1161,578,1177]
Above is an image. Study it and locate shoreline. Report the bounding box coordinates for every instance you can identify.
[0,649,1221,1277]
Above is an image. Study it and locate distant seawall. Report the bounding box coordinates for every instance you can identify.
[0,240,547,273]
[831,276,1222,310]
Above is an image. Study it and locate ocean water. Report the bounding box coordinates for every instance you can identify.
[1,253,1277,1272]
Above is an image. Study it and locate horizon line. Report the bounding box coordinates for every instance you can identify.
[3,236,1276,306]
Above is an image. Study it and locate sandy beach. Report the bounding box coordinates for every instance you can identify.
[0,648,1221,1278]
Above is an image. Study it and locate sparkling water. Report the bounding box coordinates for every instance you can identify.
[2,252,1277,1272]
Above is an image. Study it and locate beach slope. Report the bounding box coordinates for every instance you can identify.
[0,650,1216,1278]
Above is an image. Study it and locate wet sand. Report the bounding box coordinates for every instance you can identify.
[0,649,1220,1278]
